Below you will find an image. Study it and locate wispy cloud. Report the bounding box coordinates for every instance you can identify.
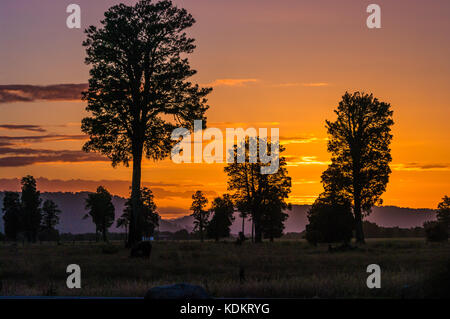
[0,124,46,133]
[286,155,330,167]
[0,134,87,143]
[0,84,88,103]
[274,82,329,88]
[392,163,450,171]
[279,136,327,145]
[206,78,260,87]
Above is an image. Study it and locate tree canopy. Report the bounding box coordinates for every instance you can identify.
[84,186,115,242]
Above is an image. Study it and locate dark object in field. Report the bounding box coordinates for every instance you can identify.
[144,283,210,299]
[328,243,356,252]
[130,241,152,258]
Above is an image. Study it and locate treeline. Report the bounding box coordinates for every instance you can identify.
[2,176,61,242]
[362,221,425,238]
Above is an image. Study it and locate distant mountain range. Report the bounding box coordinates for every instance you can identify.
[0,192,437,235]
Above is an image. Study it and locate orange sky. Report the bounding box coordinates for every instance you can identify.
[0,0,449,216]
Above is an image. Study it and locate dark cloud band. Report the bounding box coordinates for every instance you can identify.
[0,124,46,132]
[0,84,88,103]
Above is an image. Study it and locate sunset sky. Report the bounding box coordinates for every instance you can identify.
[0,0,449,217]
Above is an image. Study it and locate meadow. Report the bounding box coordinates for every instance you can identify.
[0,238,449,298]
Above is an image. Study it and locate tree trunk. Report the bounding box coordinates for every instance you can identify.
[353,158,365,244]
[242,216,245,235]
[128,147,143,247]
[251,219,254,242]
[354,196,365,244]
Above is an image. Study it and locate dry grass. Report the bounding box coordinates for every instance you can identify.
[0,239,449,298]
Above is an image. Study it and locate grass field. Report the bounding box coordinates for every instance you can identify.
[0,238,449,298]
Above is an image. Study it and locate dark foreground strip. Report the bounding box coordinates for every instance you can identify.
[0,298,445,318]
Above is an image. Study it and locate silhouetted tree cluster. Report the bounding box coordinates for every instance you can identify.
[225,139,292,243]
[424,196,450,242]
[119,187,160,242]
[2,176,61,242]
[437,195,450,232]
[81,0,211,247]
[362,221,425,238]
[207,194,235,241]
[84,186,115,242]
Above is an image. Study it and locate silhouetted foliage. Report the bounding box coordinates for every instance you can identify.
[21,175,42,242]
[362,221,425,238]
[437,195,450,231]
[81,0,211,246]
[190,191,209,242]
[2,191,21,241]
[41,199,61,230]
[262,200,290,242]
[39,199,61,242]
[305,192,354,245]
[424,221,448,242]
[123,187,159,239]
[225,139,291,243]
[84,186,115,242]
[207,194,235,241]
[322,92,394,243]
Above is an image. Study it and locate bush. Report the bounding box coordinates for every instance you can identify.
[306,193,354,245]
[424,221,448,242]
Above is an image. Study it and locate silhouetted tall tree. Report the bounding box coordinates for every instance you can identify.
[81,0,212,246]
[40,199,61,241]
[116,210,130,243]
[2,192,22,241]
[322,92,394,243]
[123,187,159,238]
[437,195,450,232]
[190,191,209,242]
[84,186,115,242]
[41,200,61,231]
[207,194,235,241]
[225,139,291,243]
[21,175,42,242]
